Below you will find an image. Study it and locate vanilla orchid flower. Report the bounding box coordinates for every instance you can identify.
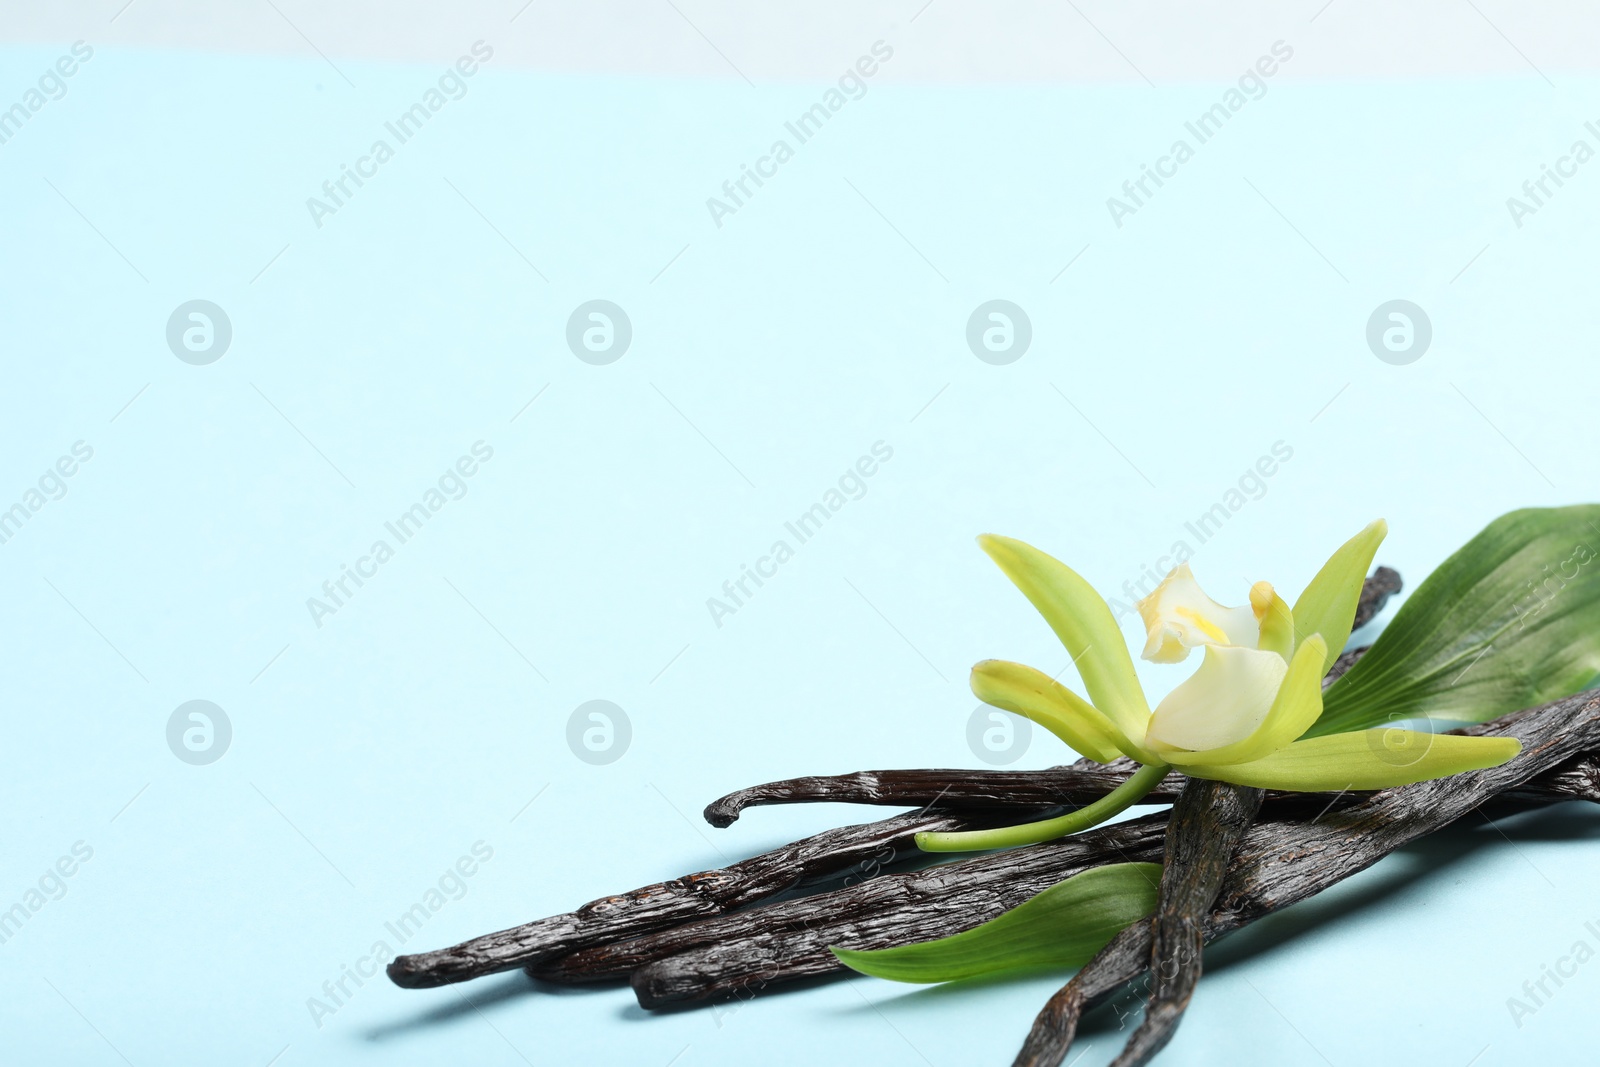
[918,520,1521,852]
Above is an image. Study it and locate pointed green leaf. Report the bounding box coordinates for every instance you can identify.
[1316,506,1600,736]
[831,862,1162,983]
[1292,519,1387,676]
[970,659,1127,763]
[978,535,1151,750]
[1156,635,1326,768]
[1183,730,1521,791]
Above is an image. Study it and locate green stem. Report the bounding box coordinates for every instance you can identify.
[915,762,1171,853]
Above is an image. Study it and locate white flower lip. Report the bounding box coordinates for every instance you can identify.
[1145,644,1290,751]
[1135,563,1259,663]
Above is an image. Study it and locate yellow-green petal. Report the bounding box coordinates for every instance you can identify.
[1251,581,1294,660]
[970,660,1126,764]
[1156,635,1327,768]
[978,534,1151,745]
[1182,729,1521,791]
[1292,519,1387,675]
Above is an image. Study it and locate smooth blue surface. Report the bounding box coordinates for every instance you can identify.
[2,39,1598,1066]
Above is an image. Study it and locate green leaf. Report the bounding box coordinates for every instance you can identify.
[1315,506,1600,736]
[830,862,1162,983]
[1292,519,1387,676]
[978,535,1153,755]
[969,659,1126,763]
[1183,730,1521,791]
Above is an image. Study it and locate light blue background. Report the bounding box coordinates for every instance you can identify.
[2,25,1598,1067]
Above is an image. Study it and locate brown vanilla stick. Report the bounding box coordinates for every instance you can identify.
[1013,923,1151,1066]
[1353,565,1402,629]
[547,814,1170,998]
[582,693,1600,1008]
[1502,752,1600,804]
[704,766,1187,826]
[528,763,1441,993]
[386,804,1062,988]
[1088,748,1600,1067]
[1109,780,1262,1067]
[1012,692,1600,1066]
[389,565,1516,1003]
[700,758,1401,825]
[530,570,1534,1001]
[609,809,1179,1018]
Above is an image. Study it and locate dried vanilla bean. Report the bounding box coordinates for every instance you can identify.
[533,814,1171,992]
[387,719,1596,1000]
[386,805,1057,988]
[391,563,1600,1035]
[1502,752,1600,804]
[1013,691,1600,1066]
[704,766,1186,826]
[1352,565,1402,629]
[1014,923,1150,1067]
[1109,780,1262,1067]
[1322,645,1368,686]
[553,693,1600,1008]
